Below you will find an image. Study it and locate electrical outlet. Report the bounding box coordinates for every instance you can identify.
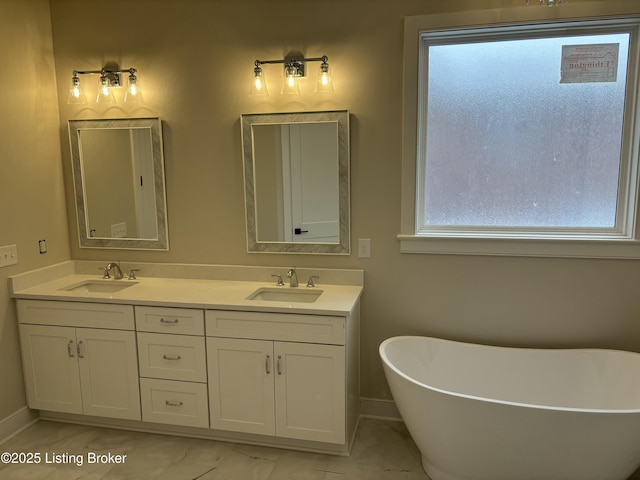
[358,238,371,258]
[0,244,18,267]
[39,239,47,254]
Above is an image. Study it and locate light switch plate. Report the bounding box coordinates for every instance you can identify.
[0,244,18,267]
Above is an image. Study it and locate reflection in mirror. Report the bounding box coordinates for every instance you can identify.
[253,122,339,243]
[69,118,169,250]
[241,110,350,254]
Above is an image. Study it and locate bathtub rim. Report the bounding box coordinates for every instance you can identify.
[379,335,640,414]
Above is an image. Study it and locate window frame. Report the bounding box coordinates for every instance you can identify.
[399,6,640,258]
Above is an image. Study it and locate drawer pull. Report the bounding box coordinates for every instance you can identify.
[162,354,182,361]
[67,340,75,358]
[165,400,184,407]
[160,318,179,324]
[265,354,271,374]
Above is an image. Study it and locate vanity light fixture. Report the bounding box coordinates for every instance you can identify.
[525,0,567,5]
[250,52,334,96]
[67,63,143,105]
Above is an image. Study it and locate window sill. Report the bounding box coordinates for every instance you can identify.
[398,234,640,259]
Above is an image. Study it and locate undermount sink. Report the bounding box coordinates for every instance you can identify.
[247,287,323,303]
[62,280,138,294]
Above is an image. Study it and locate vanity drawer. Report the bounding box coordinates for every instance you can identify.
[135,306,204,335]
[205,310,345,345]
[140,378,209,428]
[17,300,134,330]
[137,332,207,383]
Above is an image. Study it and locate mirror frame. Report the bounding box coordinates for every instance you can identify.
[68,117,169,250]
[241,110,350,254]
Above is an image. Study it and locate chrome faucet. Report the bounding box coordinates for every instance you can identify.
[104,262,124,280]
[287,267,298,288]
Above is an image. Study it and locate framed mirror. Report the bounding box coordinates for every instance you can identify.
[241,110,350,254]
[68,117,169,250]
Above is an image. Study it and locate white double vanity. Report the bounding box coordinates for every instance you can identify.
[9,261,362,455]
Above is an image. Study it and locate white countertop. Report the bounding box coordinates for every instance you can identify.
[10,262,363,316]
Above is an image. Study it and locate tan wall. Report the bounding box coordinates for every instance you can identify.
[41,0,640,405]
[0,0,70,420]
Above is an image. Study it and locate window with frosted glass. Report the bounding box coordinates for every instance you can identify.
[418,32,631,234]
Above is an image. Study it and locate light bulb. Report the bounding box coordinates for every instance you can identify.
[250,63,268,96]
[67,75,87,104]
[315,58,334,93]
[96,76,115,104]
[282,64,300,95]
[124,71,143,104]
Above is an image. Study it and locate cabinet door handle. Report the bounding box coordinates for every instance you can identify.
[160,318,179,324]
[162,354,182,361]
[76,341,84,359]
[265,354,271,374]
[165,400,184,407]
[277,355,282,375]
[67,340,75,358]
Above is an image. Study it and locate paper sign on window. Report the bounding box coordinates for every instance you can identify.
[560,43,619,83]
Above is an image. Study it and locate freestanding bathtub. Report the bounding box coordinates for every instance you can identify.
[379,336,640,480]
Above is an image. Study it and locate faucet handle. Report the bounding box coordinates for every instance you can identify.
[306,275,319,288]
[271,273,284,286]
[128,269,140,280]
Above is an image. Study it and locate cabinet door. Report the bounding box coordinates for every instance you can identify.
[76,328,141,420]
[274,342,345,444]
[207,337,275,435]
[19,324,82,414]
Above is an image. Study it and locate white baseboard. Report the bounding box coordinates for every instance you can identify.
[359,397,401,420]
[0,407,39,445]
[0,400,399,445]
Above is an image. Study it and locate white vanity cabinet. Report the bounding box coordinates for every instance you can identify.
[11,264,362,455]
[206,310,348,445]
[135,306,209,428]
[17,300,140,421]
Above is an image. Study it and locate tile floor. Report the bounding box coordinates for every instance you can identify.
[0,417,428,480]
[3,417,640,480]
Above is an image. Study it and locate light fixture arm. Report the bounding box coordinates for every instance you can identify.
[525,0,567,5]
[72,65,138,88]
[253,53,329,78]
